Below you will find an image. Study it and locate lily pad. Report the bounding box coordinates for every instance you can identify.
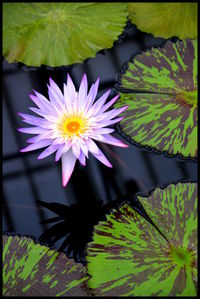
[3,3,127,67]
[115,39,197,159]
[3,235,90,296]
[86,182,197,296]
[128,3,197,39]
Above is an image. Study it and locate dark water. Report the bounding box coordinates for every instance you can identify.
[3,22,197,264]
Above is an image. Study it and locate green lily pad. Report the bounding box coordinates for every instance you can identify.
[3,3,127,67]
[128,3,197,39]
[86,182,197,296]
[115,39,197,159]
[3,235,90,296]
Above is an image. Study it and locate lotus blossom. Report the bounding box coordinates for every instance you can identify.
[18,74,128,187]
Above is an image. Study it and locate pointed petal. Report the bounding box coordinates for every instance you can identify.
[26,135,50,143]
[72,144,81,159]
[96,116,125,128]
[78,74,88,104]
[93,128,115,135]
[92,148,112,168]
[87,139,101,155]
[48,84,64,109]
[88,89,111,117]
[92,134,128,148]
[49,77,64,102]
[37,144,59,159]
[20,139,52,152]
[85,78,100,111]
[29,107,57,119]
[80,143,89,158]
[78,150,86,166]
[55,144,65,162]
[61,150,77,187]
[96,106,128,122]
[98,95,119,114]
[18,127,48,134]
[67,73,76,98]
[18,113,48,127]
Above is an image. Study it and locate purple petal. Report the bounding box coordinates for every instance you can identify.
[20,139,52,152]
[88,89,111,116]
[18,113,48,127]
[26,135,50,143]
[18,127,48,134]
[80,143,89,158]
[55,144,70,162]
[47,85,64,109]
[78,151,86,166]
[92,134,128,148]
[66,73,76,98]
[92,148,112,168]
[61,150,77,187]
[96,106,128,122]
[85,78,100,110]
[49,77,64,102]
[98,95,119,114]
[63,83,74,111]
[96,116,125,128]
[29,107,57,119]
[72,144,81,159]
[37,144,59,160]
[78,74,88,103]
[93,128,115,135]
[87,139,101,155]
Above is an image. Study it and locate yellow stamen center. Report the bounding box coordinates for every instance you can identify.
[57,115,88,139]
[65,121,80,134]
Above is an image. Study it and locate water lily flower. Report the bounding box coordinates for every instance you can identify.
[18,74,128,187]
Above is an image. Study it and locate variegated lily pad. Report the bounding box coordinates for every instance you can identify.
[86,182,197,296]
[128,3,197,39]
[3,3,127,67]
[3,235,90,296]
[115,39,197,159]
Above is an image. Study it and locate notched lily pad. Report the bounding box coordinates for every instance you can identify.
[3,235,90,296]
[128,3,197,39]
[86,182,197,296]
[3,3,127,67]
[115,39,197,159]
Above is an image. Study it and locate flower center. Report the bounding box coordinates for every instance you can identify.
[57,114,88,139]
[65,121,80,134]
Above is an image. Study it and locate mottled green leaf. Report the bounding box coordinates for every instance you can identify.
[115,39,197,158]
[128,3,197,39]
[86,183,197,296]
[3,235,90,296]
[3,3,127,67]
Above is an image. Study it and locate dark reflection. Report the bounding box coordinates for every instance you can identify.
[38,178,144,265]
[38,198,120,264]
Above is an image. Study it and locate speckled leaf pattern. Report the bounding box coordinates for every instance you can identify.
[128,3,197,39]
[138,183,197,255]
[86,183,197,296]
[3,235,90,296]
[116,39,197,158]
[3,3,127,67]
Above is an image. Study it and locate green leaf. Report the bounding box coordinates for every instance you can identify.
[3,3,127,67]
[3,235,90,296]
[115,39,197,158]
[128,3,197,39]
[137,182,197,255]
[86,182,197,296]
